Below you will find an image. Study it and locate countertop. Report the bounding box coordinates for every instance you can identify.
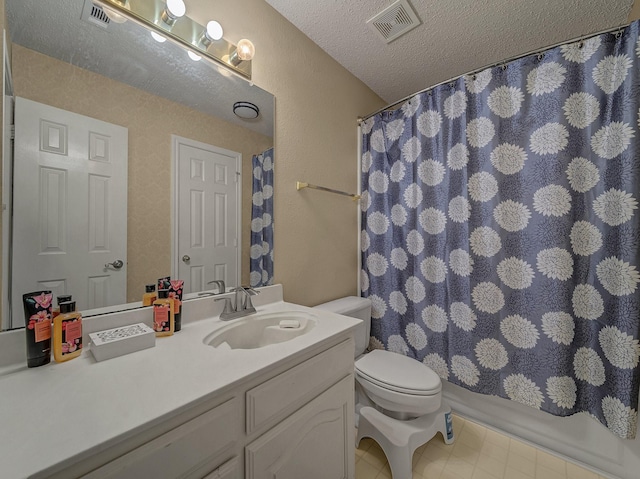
[0,286,360,478]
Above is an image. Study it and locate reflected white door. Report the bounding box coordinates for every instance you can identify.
[173,136,240,294]
[12,97,128,326]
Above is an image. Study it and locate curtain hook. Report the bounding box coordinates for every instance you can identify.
[449,82,455,88]
[471,74,477,81]
[501,63,507,71]
[537,53,544,61]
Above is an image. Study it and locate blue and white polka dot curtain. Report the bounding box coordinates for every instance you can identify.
[250,148,274,287]
[361,22,640,439]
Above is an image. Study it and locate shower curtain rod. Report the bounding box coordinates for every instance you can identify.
[358,21,630,123]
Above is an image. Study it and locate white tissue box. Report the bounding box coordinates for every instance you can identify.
[89,323,155,362]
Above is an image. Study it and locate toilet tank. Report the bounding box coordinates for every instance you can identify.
[314,296,371,357]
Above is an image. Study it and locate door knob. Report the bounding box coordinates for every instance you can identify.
[105,259,124,269]
[182,255,191,263]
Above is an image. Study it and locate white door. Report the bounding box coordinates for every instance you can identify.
[12,97,128,326]
[173,136,240,294]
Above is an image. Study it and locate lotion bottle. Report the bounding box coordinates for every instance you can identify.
[53,301,82,362]
[168,280,184,331]
[22,291,53,367]
[142,284,157,306]
[153,289,174,336]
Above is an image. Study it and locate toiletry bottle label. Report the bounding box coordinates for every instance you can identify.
[34,320,51,342]
[153,304,170,332]
[61,318,82,356]
[28,309,52,342]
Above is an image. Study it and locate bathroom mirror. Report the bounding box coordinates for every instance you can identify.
[2,0,274,329]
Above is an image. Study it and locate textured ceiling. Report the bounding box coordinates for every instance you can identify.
[264,0,634,105]
[7,0,274,137]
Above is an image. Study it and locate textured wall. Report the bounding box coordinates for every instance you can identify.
[186,0,385,306]
[630,0,640,20]
[12,44,273,302]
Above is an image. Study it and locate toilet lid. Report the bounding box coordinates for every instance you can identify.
[355,350,441,395]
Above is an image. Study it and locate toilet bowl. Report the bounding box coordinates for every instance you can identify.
[314,296,455,479]
[355,349,442,418]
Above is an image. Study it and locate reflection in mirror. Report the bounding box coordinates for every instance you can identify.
[3,0,274,330]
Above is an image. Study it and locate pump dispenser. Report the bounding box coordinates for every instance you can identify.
[52,295,72,319]
[53,301,82,362]
[142,284,157,306]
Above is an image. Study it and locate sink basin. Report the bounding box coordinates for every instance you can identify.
[204,311,317,350]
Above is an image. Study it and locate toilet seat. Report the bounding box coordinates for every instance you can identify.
[355,350,442,395]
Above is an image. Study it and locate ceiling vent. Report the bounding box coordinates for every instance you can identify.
[80,0,111,29]
[367,0,421,43]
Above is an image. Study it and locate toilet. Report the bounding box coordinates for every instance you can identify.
[315,296,454,479]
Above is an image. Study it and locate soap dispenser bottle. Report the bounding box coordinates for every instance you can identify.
[52,295,72,319]
[142,284,157,306]
[152,289,175,336]
[53,301,82,362]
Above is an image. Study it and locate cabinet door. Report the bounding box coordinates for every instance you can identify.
[245,375,354,479]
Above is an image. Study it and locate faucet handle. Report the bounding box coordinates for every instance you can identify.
[242,286,259,296]
[214,297,234,314]
[242,287,260,310]
[207,280,226,294]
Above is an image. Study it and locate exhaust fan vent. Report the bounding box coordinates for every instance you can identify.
[367,0,421,43]
[80,0,111,29]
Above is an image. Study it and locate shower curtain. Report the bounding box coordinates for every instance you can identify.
[361,22,640,439]
[250,147,274,287]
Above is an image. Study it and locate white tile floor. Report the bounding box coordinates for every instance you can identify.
[355,414,610,479]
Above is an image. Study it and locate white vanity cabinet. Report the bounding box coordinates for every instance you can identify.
[81,396,242,479]
[245,339,355,479]
[42,337,355,479]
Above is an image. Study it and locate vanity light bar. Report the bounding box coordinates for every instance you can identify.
[94,0,253,79]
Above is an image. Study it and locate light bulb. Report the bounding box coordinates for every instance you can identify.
[206,21,223,41]
[150,31,166,43]
[236,39,255,61]
[188,51,202,61]
[199,20,223,48]
[166,0,186,18]
[161,0,185,26]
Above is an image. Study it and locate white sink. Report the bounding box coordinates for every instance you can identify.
[204,311,317,350]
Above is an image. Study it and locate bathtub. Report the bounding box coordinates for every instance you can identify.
[443,382,640,479]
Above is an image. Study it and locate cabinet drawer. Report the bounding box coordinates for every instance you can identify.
[84,397,241,479]
[202,456,241,479]
[246,339,353,434]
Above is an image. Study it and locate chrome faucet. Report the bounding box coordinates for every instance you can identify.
[197,279,226,297]
[214,286,260,321]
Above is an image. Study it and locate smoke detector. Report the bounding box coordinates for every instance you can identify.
[367,0,421,43]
